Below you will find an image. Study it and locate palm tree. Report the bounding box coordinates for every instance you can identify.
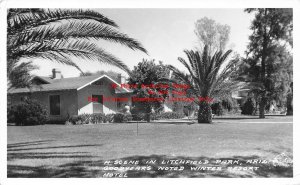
[7,8,147,88]
[166,45,244,123]
[7,60,37,90]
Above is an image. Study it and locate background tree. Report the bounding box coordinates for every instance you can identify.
[7,60,37,90]
[79,70,121,81]
[128,59,170,121]
[166,45,244,123]
[286,82,293,115]
[194,17,230,53]
[244,8,293,118]
[7,8,147,89]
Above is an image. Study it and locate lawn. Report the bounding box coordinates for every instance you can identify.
[7,116,293,178]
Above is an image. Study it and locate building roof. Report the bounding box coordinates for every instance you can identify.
[34,76,55,84]
[8,75,132,94]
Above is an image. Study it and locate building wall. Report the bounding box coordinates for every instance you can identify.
[8,90,78,121]
[77,77,132,114]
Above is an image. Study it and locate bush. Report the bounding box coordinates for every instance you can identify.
[241,98,256,115]
[7,99,48,126]
[105,113,115,123]
[90,113,105,124]
[113,113,132,123]
[66,113,135,125]
[153,112,185,120]
[67,114,90,125]
[211,102,224,116]
[131,106,145,121]
[67,115,80,125]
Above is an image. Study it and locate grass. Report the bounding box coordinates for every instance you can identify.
[7,116,293,178]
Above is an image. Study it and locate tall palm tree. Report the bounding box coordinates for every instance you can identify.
[166,45,244,123]
[7,8,147,88]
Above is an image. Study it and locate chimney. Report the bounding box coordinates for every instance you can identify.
[52,68,62,79]
[117,74,126,84]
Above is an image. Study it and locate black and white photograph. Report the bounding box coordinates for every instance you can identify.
[1,0,299,183]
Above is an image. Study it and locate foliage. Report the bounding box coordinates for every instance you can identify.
[165,45,244,123]
[67,114,90,125]
[7,60,38,90]
[152,112,185,120]
[131,106,145,121]
[67,113,111,125]
[182,103,198,116]
[90,113,106,124]
[211,102,224,116]
[194,17,231,53]
[66,113,135,124]
[286,93,293,115]
[128,59,170,119]
[243,8,293,118]
[7,8,147,89]
[7,99,48,125]
[112,113,132,123]
[241,98,256,115]
[79,70,121,81]
[105,113,115,123]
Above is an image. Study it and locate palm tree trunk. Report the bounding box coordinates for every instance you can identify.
[197,102,212,123]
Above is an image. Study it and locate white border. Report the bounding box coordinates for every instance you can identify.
[0,0,299,185]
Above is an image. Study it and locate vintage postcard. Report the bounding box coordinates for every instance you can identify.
[1,0,299,184]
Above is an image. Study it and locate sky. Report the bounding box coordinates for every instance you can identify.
[29,9,254,78]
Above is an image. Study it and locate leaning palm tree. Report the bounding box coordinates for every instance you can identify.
[7,60,37,90]
[7,8,147,88]
[166,45,244,123]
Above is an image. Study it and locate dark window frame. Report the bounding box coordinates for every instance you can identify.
[49,94,61,116]
[91,94,103,104]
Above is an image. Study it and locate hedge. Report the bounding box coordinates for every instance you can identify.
[7,99,48,126]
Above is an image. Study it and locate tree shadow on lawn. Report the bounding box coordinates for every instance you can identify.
[213,117,261,120]
[8,140,104,152]
[8,140,54,148]
[7,154,293,178]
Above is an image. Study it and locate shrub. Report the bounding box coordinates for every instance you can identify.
[7,99,48,126]
[66,113,135,125]
[153,112,185,120]
[183,104,197,116]
[67,114,91,125]
[241,98,256,115]
[7,105,16,123]
[131,106,144,121]
[67,115,80,125]
[90,113,105,124]
[65,121,73,125]
[211,102,224,116]
[105,113,115,123]
[113,113,132,123]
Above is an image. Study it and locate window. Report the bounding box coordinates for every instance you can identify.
[49,95,60,115]
[92,95,103,114]
[117,101,122,108]
[92,95,103,104]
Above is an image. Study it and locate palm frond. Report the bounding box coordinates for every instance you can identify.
[12,39,131,74]
[210,81,245,101]
[175,45,243,103]
[177,57,203,87]
[8,9,118,34]
[165,65,201,101]
[8,61,38,90]
[9,19,147,53]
